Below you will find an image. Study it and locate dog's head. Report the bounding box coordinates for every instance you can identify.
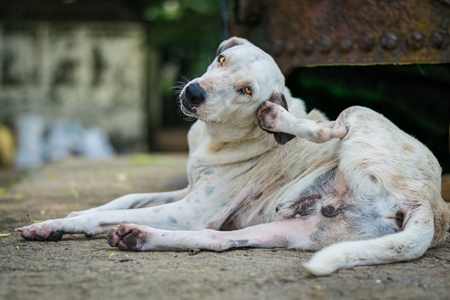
[179,37,286,127]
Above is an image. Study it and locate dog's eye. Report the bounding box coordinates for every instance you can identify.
[218,55,225,65]
[243,87,252,95]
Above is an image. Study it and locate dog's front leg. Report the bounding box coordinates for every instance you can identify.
[66,187,190,217]
[17,201,195,240]
[17,192,234,241]
[257,101,347,143]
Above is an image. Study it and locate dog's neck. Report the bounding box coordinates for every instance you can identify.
[187,119,277,167]
[206,120,261,144]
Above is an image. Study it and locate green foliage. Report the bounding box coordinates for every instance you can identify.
[144,0,217,21]
[140,0,222,77]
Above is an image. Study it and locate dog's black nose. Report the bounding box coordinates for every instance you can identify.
[184,82,206,105]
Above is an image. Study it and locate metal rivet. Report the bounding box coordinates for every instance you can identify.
[380,33,398,50]
[271,40,284,56]
[430,31,449,49]
[406,31,424,50]
[358,34,375,52]
[338,37,353,53]
[286,39,298,52]
[302,38,315,54]
[319,35,333,53]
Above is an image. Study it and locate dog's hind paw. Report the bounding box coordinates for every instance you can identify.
[303,243,353,276]
[303,260,337,276]
[257,101,296,145]
[303,249,342,276]
[257,101,285,131]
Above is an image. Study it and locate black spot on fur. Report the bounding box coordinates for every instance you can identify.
[253,191,263,201]
[168,216,177,224]
[396,211,404,228]
[295,194,321,217]
[321,205,340,218]
[165,197,176,204]
[204,169,214,175]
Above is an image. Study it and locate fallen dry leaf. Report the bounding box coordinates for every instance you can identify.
[27,214,43,223]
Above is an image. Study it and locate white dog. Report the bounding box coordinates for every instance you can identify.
[17,37,449,276]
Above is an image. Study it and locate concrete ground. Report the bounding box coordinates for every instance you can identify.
[0,154,449,300]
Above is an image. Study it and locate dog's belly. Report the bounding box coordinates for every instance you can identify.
[221,165,400,248]
[218,166,338,230]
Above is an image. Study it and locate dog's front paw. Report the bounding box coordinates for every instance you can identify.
[16,222,64,241]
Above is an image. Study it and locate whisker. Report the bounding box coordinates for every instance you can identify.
[172,75,191,97]
[172,74,198,122]
[178,75,191,84]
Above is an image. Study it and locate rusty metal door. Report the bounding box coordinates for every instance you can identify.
[228,0,450,73]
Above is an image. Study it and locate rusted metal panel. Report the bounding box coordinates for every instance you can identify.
[229,0,450,73]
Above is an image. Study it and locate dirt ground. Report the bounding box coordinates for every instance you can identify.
[0,154,449,300]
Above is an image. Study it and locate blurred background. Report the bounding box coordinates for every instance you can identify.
[0,0,222,171]
[0,0,449,174]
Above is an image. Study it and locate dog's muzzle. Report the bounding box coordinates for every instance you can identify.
[181,82,206,115]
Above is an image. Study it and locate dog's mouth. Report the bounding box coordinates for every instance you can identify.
[180,94,198,117]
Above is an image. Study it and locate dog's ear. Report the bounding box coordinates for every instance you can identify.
[216,37,251,55]
[263,93,296,145]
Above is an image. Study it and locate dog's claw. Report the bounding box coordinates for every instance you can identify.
[84,232,95,239]
[107,228,118,247]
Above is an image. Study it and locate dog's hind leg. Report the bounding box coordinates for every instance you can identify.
[303,201,435,275]
[107,200,439,276]
[257,101,347,143]
[107,218,316,251]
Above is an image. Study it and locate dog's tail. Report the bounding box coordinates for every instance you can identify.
[303,203,436,276]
